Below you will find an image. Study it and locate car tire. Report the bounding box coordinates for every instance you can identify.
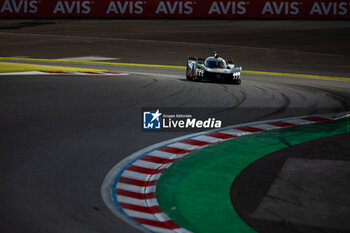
[235,79,241,85]
[186,65,191,80]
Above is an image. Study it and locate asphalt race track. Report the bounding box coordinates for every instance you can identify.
[232,132,350,233]
[1,20,350,233]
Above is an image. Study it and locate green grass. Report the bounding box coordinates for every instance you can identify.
[0,62,107,73]
[157,117,350,233]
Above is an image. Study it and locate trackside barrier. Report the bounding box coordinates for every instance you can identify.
[0,0,350,18]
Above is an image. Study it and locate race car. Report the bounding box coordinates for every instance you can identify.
[186,52,242,84]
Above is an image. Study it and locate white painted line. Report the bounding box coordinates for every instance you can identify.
[117,196,157,207]
[169,142,205,151]
[221,129,252,136]
[132,160,166,169]
[284,119,314,125]
[116,183,156,194]
[147,150,176,159]
[251,123,281,130]
[192,135,222,143]
[0,71,46,75]
[121,170,161,182]
[145,197,160,207]
[56,56,119,61]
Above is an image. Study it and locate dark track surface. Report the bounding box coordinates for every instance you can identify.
[0,20,350,233]
[231,132,350,233]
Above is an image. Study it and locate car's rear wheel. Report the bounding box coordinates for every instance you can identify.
[186,64,191,80]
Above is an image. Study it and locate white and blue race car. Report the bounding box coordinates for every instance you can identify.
[186,52,242,84]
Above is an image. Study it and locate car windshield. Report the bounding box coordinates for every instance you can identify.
[205,59,226,68]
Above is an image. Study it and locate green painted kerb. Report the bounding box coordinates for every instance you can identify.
[156,117,350,233]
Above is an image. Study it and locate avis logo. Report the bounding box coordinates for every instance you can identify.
[143,109,162,129]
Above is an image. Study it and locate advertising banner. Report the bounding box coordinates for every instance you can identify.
[0,0,349,18]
